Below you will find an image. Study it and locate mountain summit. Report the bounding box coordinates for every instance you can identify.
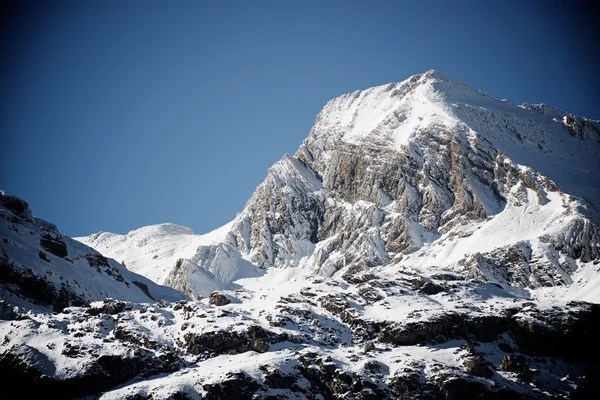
[79,70,600,300]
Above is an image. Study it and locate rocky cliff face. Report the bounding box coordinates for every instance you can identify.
[196,70,600,297]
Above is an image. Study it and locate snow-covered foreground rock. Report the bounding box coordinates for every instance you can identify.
[0,190,185,312]
[2,266,599,399]
[3,70,600,399]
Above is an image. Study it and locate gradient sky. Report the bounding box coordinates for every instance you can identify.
[1,1,598,237]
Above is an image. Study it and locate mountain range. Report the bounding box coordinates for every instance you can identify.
[2,70,600,399]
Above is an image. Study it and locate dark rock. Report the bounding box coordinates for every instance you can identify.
[498,342,514,353]
[0,300,18,320]
[209,292,231,306]
[297,353,390,399]
[463,340,478,355]
[378,313,511,346]
[40,234,68,258]
[439,377,487,400]
[500,355,531,380]
[319,294,384,340]
[419,281,445,295]
[433,334,448,344]
[343,273,378,284]
[364,341,375,353]
[363,360,386,374]
[429,273,464,281]
[0,191,32,220]
[0,344,150,399]
[85,254,127,283]
[38,251,50,262]
[203,372,259,400]
[184,325,284,357]
[509,302,600,363]
[388,368,439,400]
[464,355,493,378]
[264,370,299,389]
[358,285,384,303]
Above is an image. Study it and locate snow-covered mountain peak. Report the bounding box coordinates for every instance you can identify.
[308,70,599,157]
[79,70,600,302]
[301,70,516,159]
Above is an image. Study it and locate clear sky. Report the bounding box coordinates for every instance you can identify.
[1,0,598,237]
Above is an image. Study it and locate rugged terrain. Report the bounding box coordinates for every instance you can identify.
[2,70,600,399]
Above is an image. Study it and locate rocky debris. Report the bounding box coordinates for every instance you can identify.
[429,273,464,281]
[84,253,129,284]
[357,285,384,303]
[343,273,379,284]
[209,292,231,306]
[297,352,390,399]
[1,288,598,399]
[362,360,386,375]
[318,293,385,340]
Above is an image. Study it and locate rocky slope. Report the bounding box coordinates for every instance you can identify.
[0,190,186,312]
[79,70,600,301]
[2,266,599,399]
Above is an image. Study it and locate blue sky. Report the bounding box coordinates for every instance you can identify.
[1,1,598,237]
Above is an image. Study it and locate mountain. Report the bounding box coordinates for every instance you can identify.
[4,70,600,399]
[0,190,186,312]
[78,70,600,301]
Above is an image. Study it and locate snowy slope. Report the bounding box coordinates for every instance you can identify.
[77,222,232,285]
[79,70,600,303]
[0,190,185,311]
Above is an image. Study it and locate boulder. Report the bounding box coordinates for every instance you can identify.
[209,292,231,306]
